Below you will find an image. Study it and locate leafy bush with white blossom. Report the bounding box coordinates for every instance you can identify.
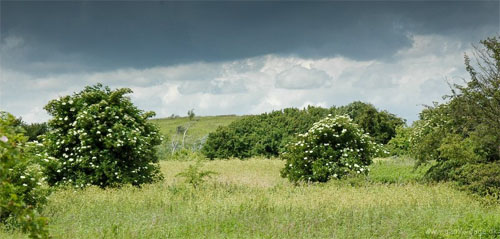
[1,112,49,238]
[280,115,381,183]
[41,84,163,188]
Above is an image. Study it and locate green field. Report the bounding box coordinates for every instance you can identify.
[3,157,500,239]
[151,115,242,141]
[3,116,500,239]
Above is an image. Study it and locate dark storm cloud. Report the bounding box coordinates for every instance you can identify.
[2,1,497,75]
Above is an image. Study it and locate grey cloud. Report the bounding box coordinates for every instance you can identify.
[348,63,400,89]
[4,1,496,74]
[209,78,248,94]
[178,81,211,95]
[275,65,332,89]
[178,78,248,95]
[419,77,452,100]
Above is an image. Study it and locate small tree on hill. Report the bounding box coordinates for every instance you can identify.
[41,84,163,188]
[187,109,195,121]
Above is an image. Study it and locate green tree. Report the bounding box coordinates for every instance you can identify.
[187,109,195,121]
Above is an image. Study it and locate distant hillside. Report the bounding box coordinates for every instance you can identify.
[151,115,242,148]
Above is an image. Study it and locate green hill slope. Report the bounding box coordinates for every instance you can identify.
[151,115,242,139]
[151,115,242,158]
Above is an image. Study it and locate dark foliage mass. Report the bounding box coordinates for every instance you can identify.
[12,118,48,142]
[202,103,404,159]
[337,101,406,144]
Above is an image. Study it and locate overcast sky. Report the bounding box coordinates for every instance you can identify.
[1,1,498,123]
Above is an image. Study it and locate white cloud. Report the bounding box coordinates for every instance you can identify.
[275,65,332,89]
[0,34,473,124]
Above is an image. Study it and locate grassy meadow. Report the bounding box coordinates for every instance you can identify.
[3,116,500,238]
[3,157,500,239]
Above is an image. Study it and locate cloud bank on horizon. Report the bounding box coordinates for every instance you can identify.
[0,1,498,123]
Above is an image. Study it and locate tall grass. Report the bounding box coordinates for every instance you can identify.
[2,158,500,238]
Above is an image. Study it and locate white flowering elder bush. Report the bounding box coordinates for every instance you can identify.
[0,112,49,238]
[280,115,381,183]
[41,84,163,188]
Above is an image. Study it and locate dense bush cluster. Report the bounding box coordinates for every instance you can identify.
[337,101,406,144]
[0,112,49,238]
[41,84,163,188]
[409,37,500,198]
[202,103,403,159]
[202,106,336,159]
[280,115,381,183]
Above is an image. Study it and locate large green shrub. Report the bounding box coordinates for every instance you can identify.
[0,112,49,238]
[41,84,163,188]
[425,134,484,182]
[280,115,380,183]
[453,161,500,199]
